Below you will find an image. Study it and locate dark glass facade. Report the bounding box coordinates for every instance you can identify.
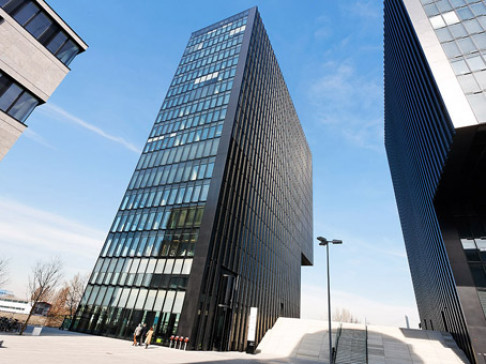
[72,7,312,352]
[385,0,486,362]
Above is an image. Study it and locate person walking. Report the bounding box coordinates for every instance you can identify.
[133,323,142,346]
[139,323,148,346]
[144,327,154,349]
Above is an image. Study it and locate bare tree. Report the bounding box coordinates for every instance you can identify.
[0,257,9,287]
[66,273,87,317]
[20,257,63,335]
[333,308,361,324]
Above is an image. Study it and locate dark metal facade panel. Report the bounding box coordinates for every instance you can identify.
[384,0,482,362]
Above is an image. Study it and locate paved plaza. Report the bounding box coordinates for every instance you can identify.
[0,320,470,364]
[0,326,314,364]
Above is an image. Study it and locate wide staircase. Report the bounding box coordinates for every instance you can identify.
[257,318,469,363]
[334,327,367,364]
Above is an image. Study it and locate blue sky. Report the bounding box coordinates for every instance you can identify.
[0,0,419,327]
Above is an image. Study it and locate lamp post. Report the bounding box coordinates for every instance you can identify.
[317,236,342,364]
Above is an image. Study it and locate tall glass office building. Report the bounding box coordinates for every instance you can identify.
[385,0,486,362]
[72,7,312,352]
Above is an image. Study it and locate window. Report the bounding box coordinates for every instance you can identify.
[13,1,39,26]
[25,12,52,38]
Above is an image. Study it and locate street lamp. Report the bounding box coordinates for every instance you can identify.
[317,236,343,364]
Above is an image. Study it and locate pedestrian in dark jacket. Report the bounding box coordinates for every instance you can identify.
[139,323,148,346]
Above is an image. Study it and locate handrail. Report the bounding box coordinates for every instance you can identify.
[332,323,343,364]
[365,323,368,364]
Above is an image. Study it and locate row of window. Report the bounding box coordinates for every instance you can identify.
[167,70,235,99]
[129,157,214,190]
[188,26,245,55]
[134,138,220,171]
[1,0,81,66]
[83,285,186,314]
[182,36,244,66]
[102,229,198,259]
[92,274,190,291]
[178,49,239,85]
[188,16,247,47]
[123,180,211,212]
[155,102,227,126]
[425,0,486,19]
[176,52,239,78]
[111,203,206,233]
[164,78,234,109]
[0,71,39,123]
[90,268,193,290]
[93,256,194,276]
[144,123,223,154]
[442,31,486,57]
[160,91,231,118]
[177,47,241,78]
[171,63,238,88]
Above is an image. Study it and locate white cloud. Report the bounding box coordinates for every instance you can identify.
[342,1,382,20]
[301,284,419,328]
[308,60,383,151]
[23,128,56,150]
[0,197,104,296]
[39,103,142,154]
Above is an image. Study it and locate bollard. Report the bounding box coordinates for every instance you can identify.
[184,337,189,350]
[169,335,175,348]
[174,336,179,349]
[179,336,184,349]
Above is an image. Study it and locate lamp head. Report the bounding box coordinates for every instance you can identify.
[317,236,328,245]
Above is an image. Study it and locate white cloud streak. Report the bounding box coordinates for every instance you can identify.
[40,103,141,154]
[0,197,104,257]
[0,197,105,296]
[23,128,57,150]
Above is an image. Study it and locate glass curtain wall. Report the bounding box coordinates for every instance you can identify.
[72,11,249,345]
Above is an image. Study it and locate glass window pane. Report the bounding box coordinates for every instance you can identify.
[144,290,157,310]
[457,37,475,54]
[13,1,39,25]
[8,92,39,122]
[443,11,460,25]
[173,259,184,274]
[162,291,175,312]
[25,12,52,39]
[56,39,79,65]
[182,259,193,274]
[117,288,130,308]
[172,292,185,314]
[153,290,166,311]
[46,31,67,54]
[0,83,22,112]
[134,289,148,310]
[155,259,166,273]
[466,55,486,71]
[126,288,139,309]
[164,259,174,274]
[0,72,11,94]
[473,33,486,50]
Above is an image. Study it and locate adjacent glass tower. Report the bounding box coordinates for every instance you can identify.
[385,0,486,362]
[72,7,313,352]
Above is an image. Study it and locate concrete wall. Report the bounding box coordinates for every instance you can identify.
[0,113,26,161]
[0,8,70,102]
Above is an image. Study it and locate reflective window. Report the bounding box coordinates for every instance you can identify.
[13,1,39,26]
[25,12,52,38]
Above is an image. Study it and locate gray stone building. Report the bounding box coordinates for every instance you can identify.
[0,0,87,160]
